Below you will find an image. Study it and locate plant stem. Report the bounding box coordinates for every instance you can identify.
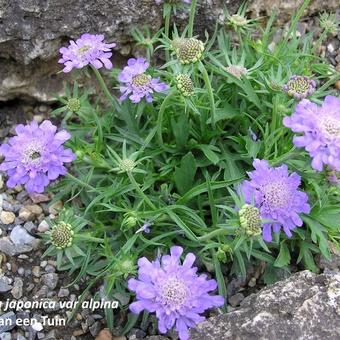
[199,61,216,128]
[90,66,120,111]
[128,172,156,210]
[156,91,174,146]
[164,8,171,61]
[188,0,198,37]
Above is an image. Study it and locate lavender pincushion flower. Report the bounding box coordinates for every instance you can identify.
[59,33,116,73]
[241,159,310,242]
[0,120,75,193]
[283,95,340,171]
[128,246,224,340]
[118,58,169,103]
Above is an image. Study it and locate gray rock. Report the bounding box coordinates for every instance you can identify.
[10,225,36,245]
[11,277,24,299]
[190,271,340,340]
[0,276,12,292]
[41,273,59,290]
[0,238,33,256]
[0,312,16,333]
[228,292,245,307]
[0,332,12,340]
[0,0,243,101]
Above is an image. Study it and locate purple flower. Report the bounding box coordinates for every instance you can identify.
[283,75,316,100]
[0,120,75,193]
[118,58,169,103]
[59,33,116,73]
[128,246,224,340]
[241,159,310,242]
[283,96,340,171]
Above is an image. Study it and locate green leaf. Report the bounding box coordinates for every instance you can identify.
[274,242,291,267]
[196,144,220,165]
[174,152,197,195]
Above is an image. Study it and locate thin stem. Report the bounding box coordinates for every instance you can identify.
[156,91,175,146]
[164,8,171,61]
[199,61,216,128]
[188,0,198,37]
[90,66,120,111]
[128,172,156,210]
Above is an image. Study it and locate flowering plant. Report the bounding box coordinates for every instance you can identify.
[1,0,339,338]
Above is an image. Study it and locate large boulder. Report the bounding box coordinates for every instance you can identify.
[190,270,340,340]
[0,0,338,101]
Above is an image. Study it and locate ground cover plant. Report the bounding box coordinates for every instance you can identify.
[0,0,339,339]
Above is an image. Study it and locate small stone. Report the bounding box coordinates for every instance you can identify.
[38,220,49,232]
[10,225,36,245]
[90,321,102,337]
[32,266,41,277]
[11,277,24,299]
[40,260,47,268]
[0,211,15,224]
[0,239,32,256]
[18,207,34,221]
[45,264,55,273]
[0,277,12,292]
[0,312,16,333]
[335,80,340,90]
[18,267,25,275]
[58,288,70,297]
[23,221,36,233]
[26,204,43,216]
[248,277,257,287]
[33,114,45,123]
[0,332,12,340]
[0,174,3,190]
[73,330,85,337]
[30,193,51,204]
[41,273,59,289]
[229,292,245,307]
[95,329,114,340]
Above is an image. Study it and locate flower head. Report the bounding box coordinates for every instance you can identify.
[50,222,74,249]
[239,204,262,237]
[118,58,169,103]
[226,65,248,79]
[59,33,116,73]
[283,96,340,171]
[240,159,310,242]
[173,38,204,64]
[128,246,224,340]
[283,75,316,100]
[176,74,194,97]
[66,98,81,112]
[0,120,75,193]
[319,12,338,34]
[229,14,249,27]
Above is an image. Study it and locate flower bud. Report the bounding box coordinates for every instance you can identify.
[174,38,204,64]
[238,204,262,237]
[176,74,194,97]
[50,222,74,249]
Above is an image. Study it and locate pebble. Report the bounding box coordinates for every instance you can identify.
[30,193,51,204]
[0,276,13,292]
[26,204,43,216]
[23,221,36,233]
[41,273,59,289]
[17,267,25,275]
[0,333,12,340]
[248,277,257,287]
[18,207,34,221]
[45,264,56,273]
[95,329,114,340]
[32,266,41,278]
[0,239,33,256]
[58,288,70,297]
[10,226,36,245]
[90,321,102,337]
[0,174,3,190]
[11,277,24,299]
[38,220,49,233]
[0,312,16,333]
[335,80,340,90]
[0,211,15,224]
[229,292,245,307]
